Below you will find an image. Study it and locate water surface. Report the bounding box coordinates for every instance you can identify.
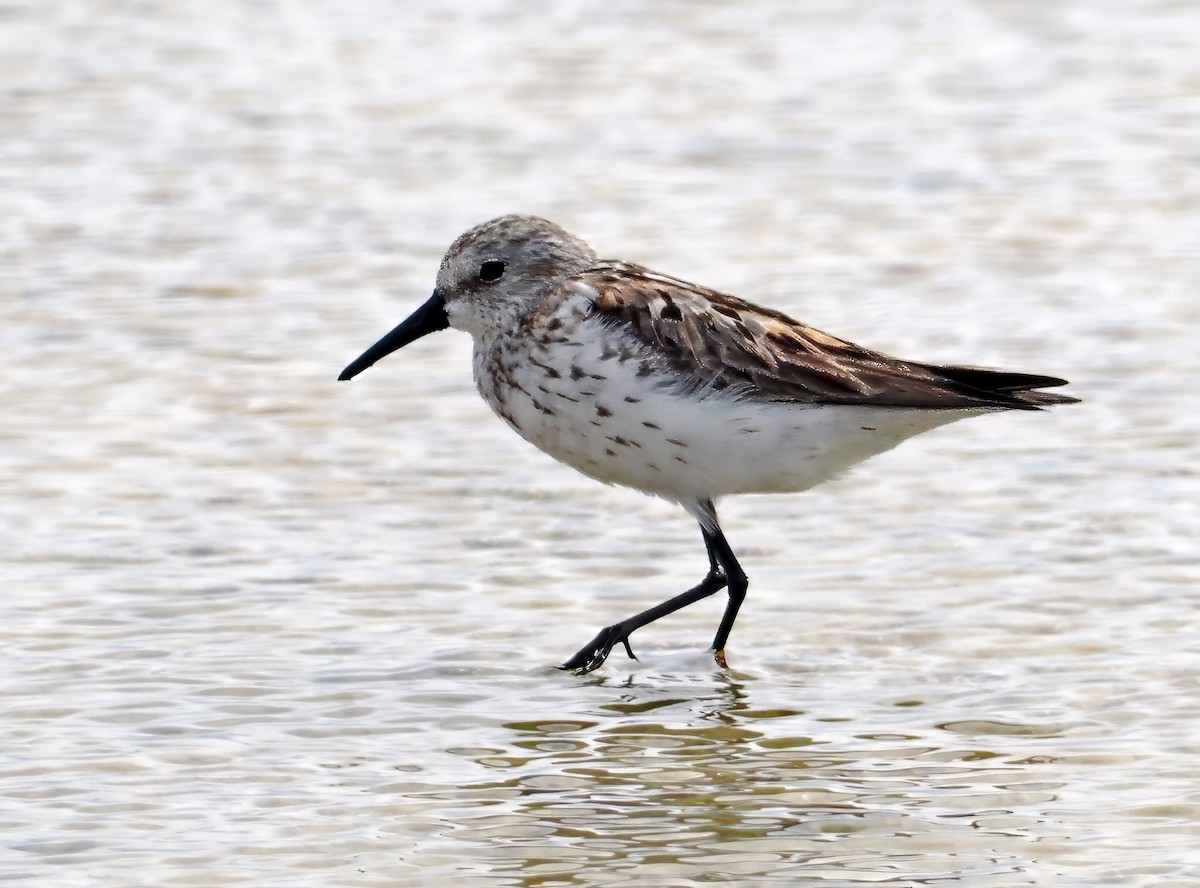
[3,1,1199,885]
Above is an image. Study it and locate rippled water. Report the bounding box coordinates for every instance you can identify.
[4,1,1199,885]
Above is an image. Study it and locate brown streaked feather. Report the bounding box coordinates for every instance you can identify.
[577,261,1079,410]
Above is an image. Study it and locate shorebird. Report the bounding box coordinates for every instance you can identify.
[339,215,1078,674]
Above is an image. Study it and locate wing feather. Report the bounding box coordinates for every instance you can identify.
[576,262,1077,410]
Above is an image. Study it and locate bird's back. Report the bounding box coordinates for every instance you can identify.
[573,261,1078,411]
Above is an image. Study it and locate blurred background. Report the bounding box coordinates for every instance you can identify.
[2,1,1198,885]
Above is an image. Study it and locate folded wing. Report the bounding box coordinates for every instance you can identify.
[579,262,1079,410]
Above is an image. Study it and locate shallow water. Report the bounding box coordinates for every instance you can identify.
[4,1,1199,885]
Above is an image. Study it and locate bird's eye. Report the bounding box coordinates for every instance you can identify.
[479,260,507,283]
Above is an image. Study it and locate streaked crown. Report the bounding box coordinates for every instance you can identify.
[436,215,597,338]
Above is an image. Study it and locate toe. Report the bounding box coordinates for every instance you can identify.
[559,624,629,674]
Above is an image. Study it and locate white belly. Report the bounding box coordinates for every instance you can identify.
[473,313,982,503]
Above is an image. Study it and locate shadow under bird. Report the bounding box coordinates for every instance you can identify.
[339,215,1078,675]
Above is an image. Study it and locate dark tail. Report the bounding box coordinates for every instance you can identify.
[922,365,1081,409]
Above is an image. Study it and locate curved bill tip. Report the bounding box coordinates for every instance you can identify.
[338,291,448,381]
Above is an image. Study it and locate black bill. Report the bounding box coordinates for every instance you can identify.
[338,291,449,381]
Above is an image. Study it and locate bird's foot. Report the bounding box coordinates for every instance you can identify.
[558,623,637,675]
[712,648,729,669]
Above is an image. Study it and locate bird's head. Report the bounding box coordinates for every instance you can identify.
[338,215,594,381]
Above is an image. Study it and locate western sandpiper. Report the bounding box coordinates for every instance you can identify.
[339,215,1078,674]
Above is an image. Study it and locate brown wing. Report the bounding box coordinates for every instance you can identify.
[578,261,1077,410]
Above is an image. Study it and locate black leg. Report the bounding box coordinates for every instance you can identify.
[559,500,747,674]
[704,520,748,659]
